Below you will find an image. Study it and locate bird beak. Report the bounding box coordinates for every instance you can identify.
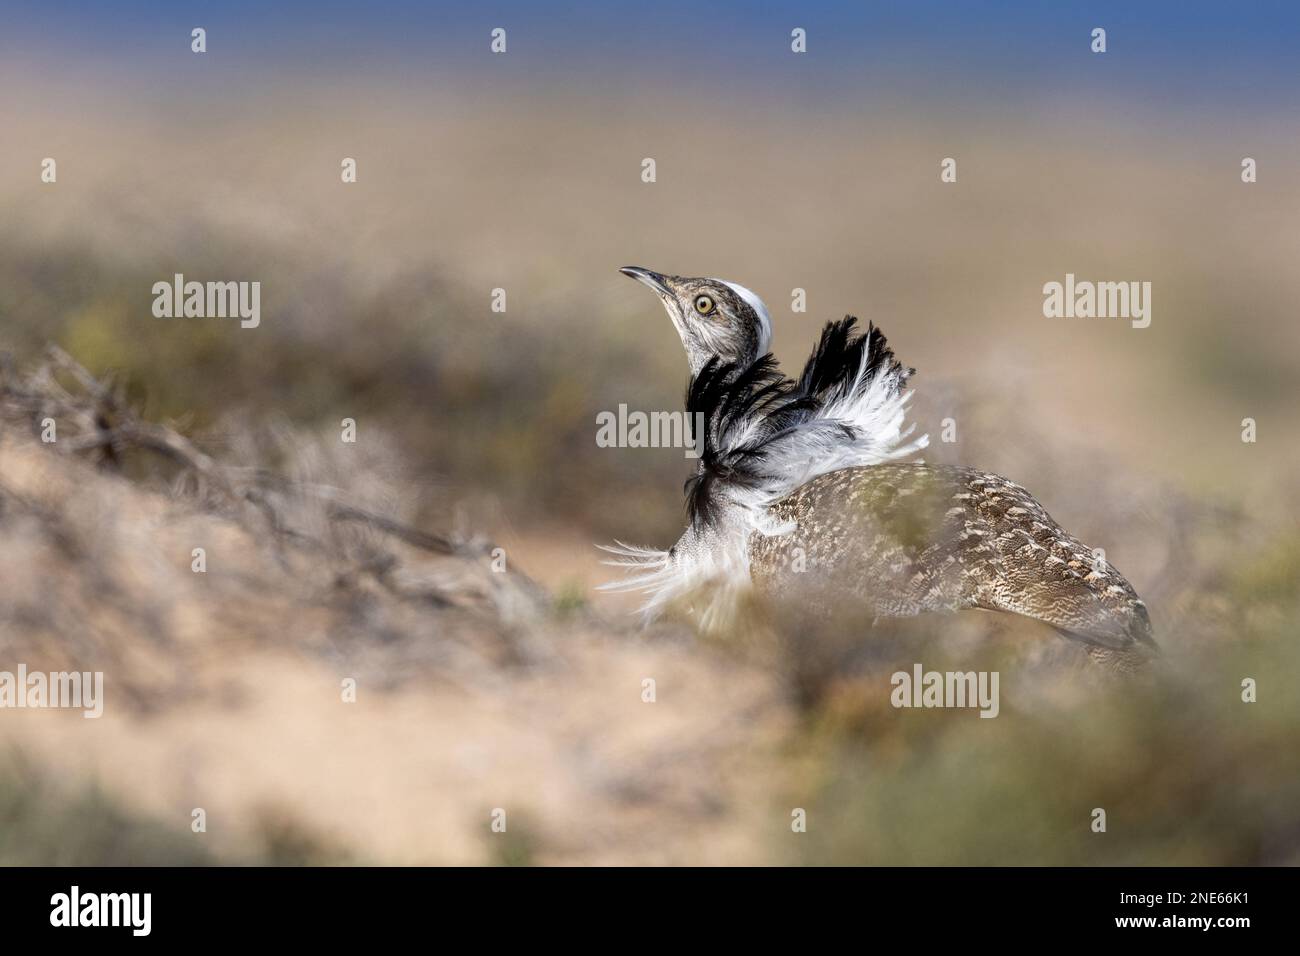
[619,266,671,296]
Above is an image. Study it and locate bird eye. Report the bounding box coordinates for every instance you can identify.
[693,294,715,315]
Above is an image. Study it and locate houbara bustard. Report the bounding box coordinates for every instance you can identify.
[602,267,1158,669]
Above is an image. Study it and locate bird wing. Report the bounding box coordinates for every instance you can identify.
[753,464,1157,657]
[951,470,1157,655]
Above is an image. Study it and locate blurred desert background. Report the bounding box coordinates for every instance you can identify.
[1,2,1298,864]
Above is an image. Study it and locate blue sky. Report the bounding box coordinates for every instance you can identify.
[5,1,1298,110]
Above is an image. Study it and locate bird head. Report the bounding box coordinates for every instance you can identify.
[620,266,772,375]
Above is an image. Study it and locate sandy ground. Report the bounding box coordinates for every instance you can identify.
[0,431,791,865]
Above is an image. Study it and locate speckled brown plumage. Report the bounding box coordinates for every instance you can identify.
[749,462,1157,664]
